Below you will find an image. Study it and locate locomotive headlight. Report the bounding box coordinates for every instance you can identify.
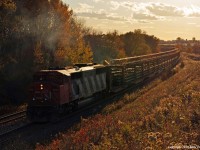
[33,97,35,101]
[40,84,43,90]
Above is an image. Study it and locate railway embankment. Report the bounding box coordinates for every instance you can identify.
[35,53,200,149]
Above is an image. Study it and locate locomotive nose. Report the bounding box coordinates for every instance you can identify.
[30,83,52,102]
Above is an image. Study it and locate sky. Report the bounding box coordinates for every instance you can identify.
[62,0,200,40]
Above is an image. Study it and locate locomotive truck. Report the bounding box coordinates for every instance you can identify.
[27,49,180,122]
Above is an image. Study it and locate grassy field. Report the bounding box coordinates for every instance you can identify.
[36,53,200,150]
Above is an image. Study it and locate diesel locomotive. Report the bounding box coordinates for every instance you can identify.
[27,49,180,122]
[27,63,110,121]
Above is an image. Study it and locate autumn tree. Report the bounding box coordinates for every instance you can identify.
[122,29,152,56]
[144,35,159,53]
[85,29,159,63]
[0,0,93,104]
[192,37,196,42]
[0,0,16,69]
[85,30,126,63]
[0,0,19,103]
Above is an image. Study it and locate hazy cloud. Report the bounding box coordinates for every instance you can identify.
[63,0,200,40]
[111,1,184,17]
[110,1,120,10]
[182,5,200,17]
[187,23,196,25]
[110,1,133,10]
[76,11,126,21]
[138,20,153,24]
[121,1,133,9]
[132,13,159,20]
[93,0,104,3]
[188,12,200,17]
[74,2,127,22]
[75,3,94,13]
[146,3,184,17]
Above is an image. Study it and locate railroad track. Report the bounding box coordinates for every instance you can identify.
[0,110,30,137]
[0,110,26,125]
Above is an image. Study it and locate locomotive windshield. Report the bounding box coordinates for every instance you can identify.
[33,74,64,85]
[33,75,47,82]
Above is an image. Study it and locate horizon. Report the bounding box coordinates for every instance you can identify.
[63,0,200,41]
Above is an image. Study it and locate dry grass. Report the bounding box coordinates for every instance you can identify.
[36,53,200,150]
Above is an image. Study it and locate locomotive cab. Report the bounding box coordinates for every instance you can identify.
[27,70,71,121]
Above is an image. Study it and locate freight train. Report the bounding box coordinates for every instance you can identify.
[27,49,180,122]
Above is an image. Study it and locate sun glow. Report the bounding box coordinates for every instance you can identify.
[64,0,200,40]
[181,0,200,15]
[183,5,200,16]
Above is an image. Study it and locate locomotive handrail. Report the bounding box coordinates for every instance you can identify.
[111,48,179,65]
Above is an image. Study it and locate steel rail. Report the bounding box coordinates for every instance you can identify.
[0,110,29,138]
[0,110,26,125]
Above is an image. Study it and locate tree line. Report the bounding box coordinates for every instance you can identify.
[176,37,200,54]
[0,0,159,105]
[84,29,159,63]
